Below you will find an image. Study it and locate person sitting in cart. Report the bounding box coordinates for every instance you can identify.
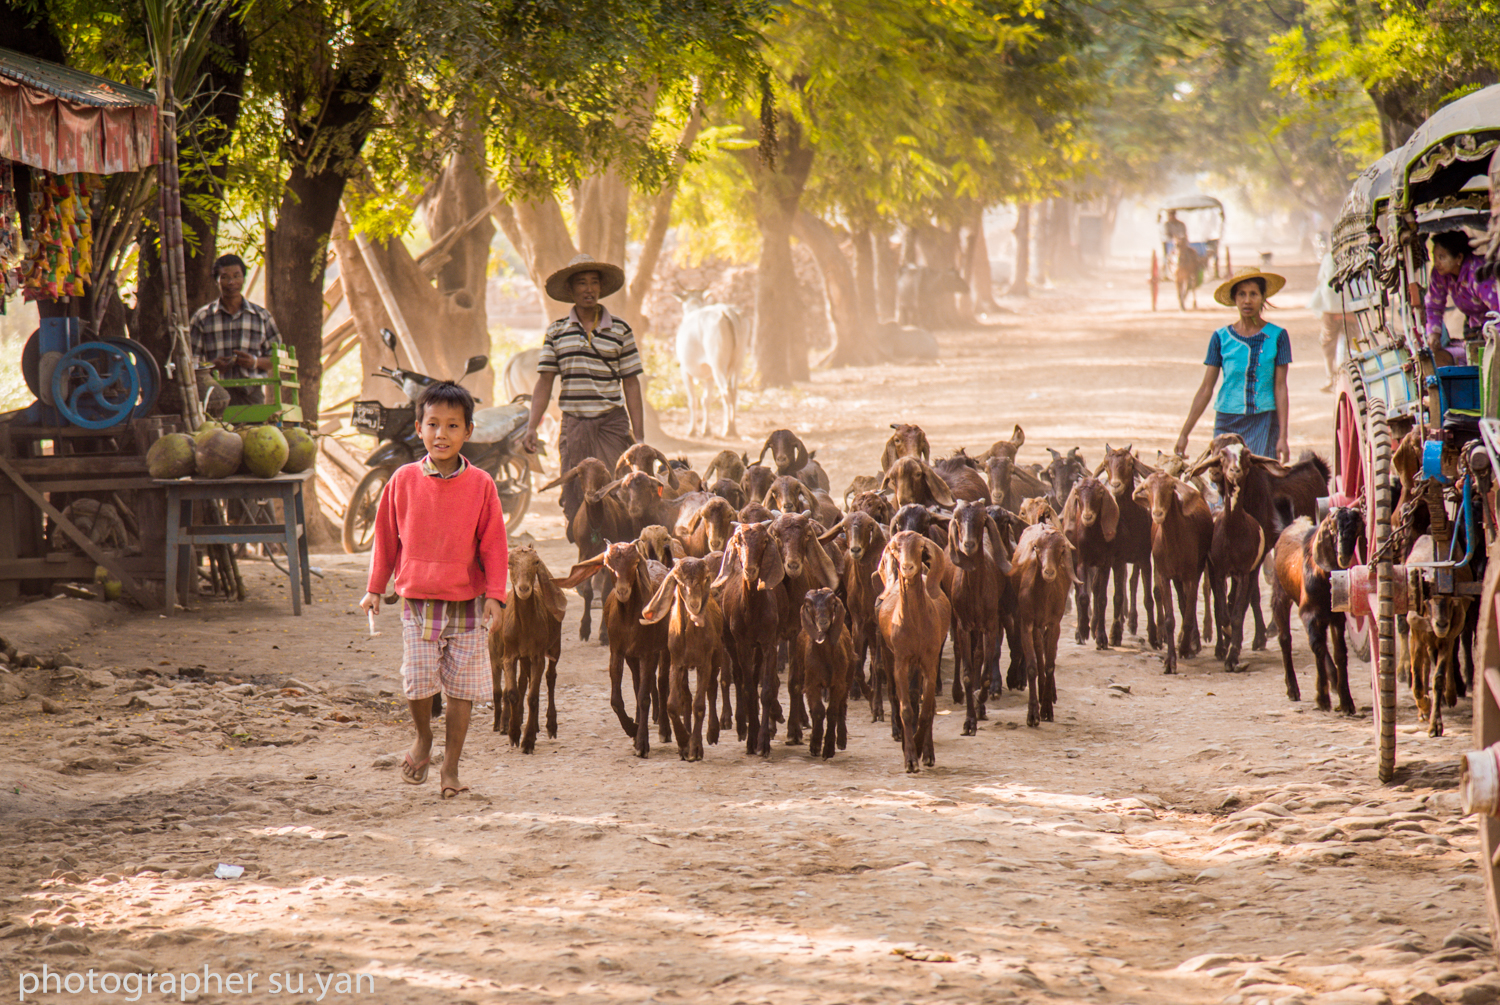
[1163,209,1188,251]
[189,253,282,407]
[1175,267,1291,463]
[1424,231,1500,363]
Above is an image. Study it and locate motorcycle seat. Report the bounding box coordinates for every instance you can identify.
[470,403,529,444]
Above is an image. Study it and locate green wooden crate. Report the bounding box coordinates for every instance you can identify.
[220,345,303,425]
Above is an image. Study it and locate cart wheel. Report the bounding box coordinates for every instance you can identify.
[1334,361,1373,664]
[1365,396,1396,782]
[343,466,395,554]
[1471,556,1500,957]
[496,455,532,531]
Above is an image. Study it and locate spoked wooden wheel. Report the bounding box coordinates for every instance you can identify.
[1364,396,1396,782]
[1334,361,1373,663]
[1471,556,1500,955]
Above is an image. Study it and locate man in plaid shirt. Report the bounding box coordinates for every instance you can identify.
[190,253,282,407]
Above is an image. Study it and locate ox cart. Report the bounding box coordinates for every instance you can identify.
[1324,84,1500,944]
[1152,195,1226,311]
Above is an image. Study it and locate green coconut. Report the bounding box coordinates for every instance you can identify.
[146,432,196,479]
[195,420,227,436]
[194,428,243,479]
[281,427,316,474]
[242,425,290,478]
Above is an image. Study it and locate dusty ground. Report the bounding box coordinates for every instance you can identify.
[1,263,1497,1005]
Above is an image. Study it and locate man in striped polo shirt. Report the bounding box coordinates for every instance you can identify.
[521,254,645,527]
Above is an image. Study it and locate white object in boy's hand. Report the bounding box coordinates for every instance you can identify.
[367,609,381,637]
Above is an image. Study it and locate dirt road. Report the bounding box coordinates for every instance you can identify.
[1,263,1496,1005]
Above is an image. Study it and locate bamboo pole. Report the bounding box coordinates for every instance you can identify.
[157,71,205,430]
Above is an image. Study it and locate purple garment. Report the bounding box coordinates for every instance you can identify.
[1425,255,1500,339]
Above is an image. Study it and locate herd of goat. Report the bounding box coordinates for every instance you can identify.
[484,423,1472,774]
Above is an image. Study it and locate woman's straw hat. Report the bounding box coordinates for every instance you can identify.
[544,253,625,303]
[1213,266,1285,307]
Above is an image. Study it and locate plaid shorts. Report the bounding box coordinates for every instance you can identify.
[400,615,492,702]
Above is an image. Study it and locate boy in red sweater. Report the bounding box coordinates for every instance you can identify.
[361,381,508,798]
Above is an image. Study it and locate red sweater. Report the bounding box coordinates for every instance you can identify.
[366,461,508,601]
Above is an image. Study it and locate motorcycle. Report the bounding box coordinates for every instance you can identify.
[341,329,537,553]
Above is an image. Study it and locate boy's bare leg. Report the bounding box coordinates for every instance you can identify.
[440,698,473,792]
[405,698,435,781]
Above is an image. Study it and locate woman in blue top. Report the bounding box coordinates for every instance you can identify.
[1175,268,1292,462]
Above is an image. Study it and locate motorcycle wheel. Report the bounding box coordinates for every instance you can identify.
[495,454,532,531]
[343,466,396,554]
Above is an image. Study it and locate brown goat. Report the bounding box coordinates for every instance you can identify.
[891,502,949,550]
[1204,442,1275,671]
[882,423,931,472]
[615,443,681,493]
[1010,522,1077,726]
[637,524,685,567]
[768,512,842,745]
[1062,477,1121,650]
[764,474,818,516]
[491,547,566,753]
[641,557,727,760]
[944,499,1009,735]
[979,424,1026,462]
[1400,534,1471,736]
[738,501,775,524]
[1018,496,1058,525]
[877,530,951,773]
[1100,445,1158,648]
[704,449,748,487]
[708,477,747,510]
[798,588,854,760]
[819,511,887,707]
[933,452,993,505]
[758,429,831,492]
[676,496,736,557]
[742,463,776,506]
[1134,472,1212,674]
[849,489,895,526]
[1272,508,1362,714]
[882,456,958,508]
[714,521,788,756]
[668,458,703,493]
[542,457,632,644]
[557,541,670,757]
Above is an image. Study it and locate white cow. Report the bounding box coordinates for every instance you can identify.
[674,291,742,438]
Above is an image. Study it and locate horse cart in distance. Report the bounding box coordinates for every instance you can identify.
[1319,81,1500,946]
[1152,194,1225,310]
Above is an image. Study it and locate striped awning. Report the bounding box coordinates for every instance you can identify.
[0,48,158,175]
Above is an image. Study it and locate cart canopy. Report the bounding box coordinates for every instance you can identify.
[1333,149,1402,283]
[0,47,158,175]
[1158,194,1224,214]
[1397,83,1500,211]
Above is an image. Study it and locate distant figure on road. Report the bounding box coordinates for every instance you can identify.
[1162,209,1188,251]
[1175,267,1291,463]
[1307,251,1356,392]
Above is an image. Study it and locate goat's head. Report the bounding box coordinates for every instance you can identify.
[1018,496,1057,526]
[757,429,810,476]
[830,510,885,564]
[891,503,946,539]
[741,464,775,504]
[602,540,647,603]
[800,587,846,646]
[986,454,1015,506]
[542,456,612,498]
[642,556,714,626]
[636,525,682,567]
[704,449,747,486]
[1424,593,1470,640]
[1312,505,1364,571]
[1133,471,1178,526]
[594,470,670,521]
[881,456,956,509]
[1017,523,1076,584]
[1062,477,1119,541]
[882,423,930,471]
[709,478,747,510]
[685,497,736,552]
[714,520,784,591]
[508,545,566,621]
[980,424,1025,463]
[615,443,676,487]
[764,475,814,516]
[881,529,947,599]
[1101,444,1139,497]
[770,512,840,588]
[848,490,894,526]
[950,498,1010,575]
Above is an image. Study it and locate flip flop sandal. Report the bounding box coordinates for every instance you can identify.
[401,753,431,785]
[439,786,470,800]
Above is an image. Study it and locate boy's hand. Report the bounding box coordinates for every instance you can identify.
[483,598,505,636]
[360,592,381,615]
[1174,432,1190,458]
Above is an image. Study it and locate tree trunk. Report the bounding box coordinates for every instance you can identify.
[797,211,877,368]
[625,105,704,321]
[417,113,495,402]
[745,108,814,387]
[330,211,403,404]
[1009,203,1030,297]
[966,205,996,314]
[507,195,578,324]
[851,224,878,322]
[181,14,249,314]
[873,222,898,322]
[573,168,629,304]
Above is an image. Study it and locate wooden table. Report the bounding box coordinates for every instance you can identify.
[160,470,313,615]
